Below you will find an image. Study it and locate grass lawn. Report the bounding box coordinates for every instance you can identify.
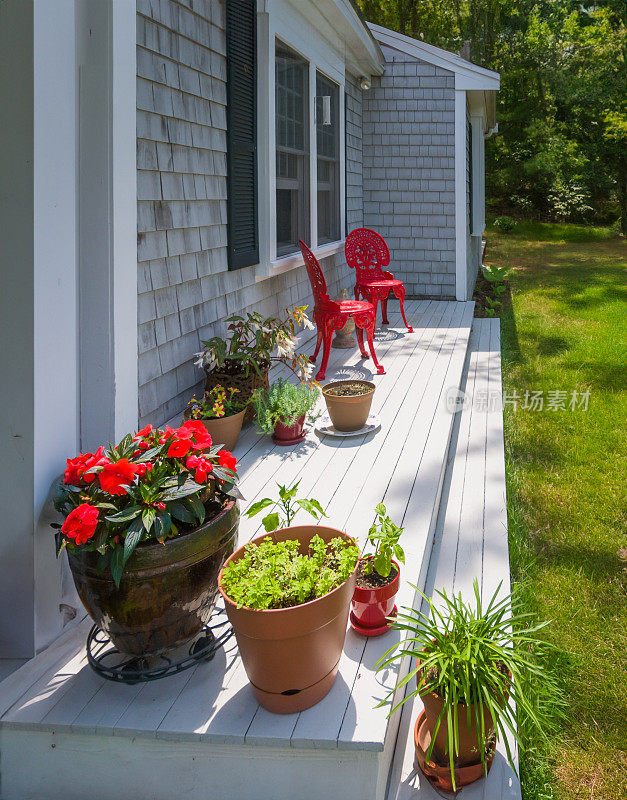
[484,221,626,800]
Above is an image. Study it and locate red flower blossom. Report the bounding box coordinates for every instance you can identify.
[179,420,212,451]
[167,437,192,458]
[133,424,153,440]
[98,459,138,496]
[194,458,213,483]
[63,447,107,485]
[61,503,99,545]
[135,463,147,477]
[156,502,166,510]
[218,450,237,471]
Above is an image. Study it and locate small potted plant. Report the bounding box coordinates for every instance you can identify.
[218,482,359,714]
[351,504,404,636]
[377,581,558,791]
[185,385,248,451]
[195,307,314,420]
[52,422,240,657]
[322,379,376,431]
[252,378,319,445]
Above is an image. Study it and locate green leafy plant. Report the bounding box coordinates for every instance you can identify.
[52,423,239,586]
[185,385,247,420]
[484,296,502,317]
[219,534,359,609]
[493,216,516,233]
[362,503,405,579]
[376,580,561,790]
[252,379,320,435]
[195,307,315,384]
[482,264,510,285]
[245,480,326,532]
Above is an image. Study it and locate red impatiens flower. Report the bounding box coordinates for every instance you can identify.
[179,420,213,451]
[133,424,153,440]
[167,437,192,458]
[186,454,213,483]
[98,459,138,496]
[61,503,99,545]
[64,447,107,485]
[218,450,237,471]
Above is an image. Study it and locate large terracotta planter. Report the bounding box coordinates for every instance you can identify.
[218,525,357,714]
[196,409,246,451]
[272,414,306,446]
[350,558,400,636]
[413,710,494,792]
[205,363,269,422]
[69,499,239,657]
[322,380,375,431]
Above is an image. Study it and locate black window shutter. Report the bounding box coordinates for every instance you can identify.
[226,0,258,269]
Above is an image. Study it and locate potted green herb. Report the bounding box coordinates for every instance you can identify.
[351,504,405,636]
[195,307,314,420]
[185,385,247,451]
[218,482,359,713]
[253,379,319,446]
[377,581,558,791]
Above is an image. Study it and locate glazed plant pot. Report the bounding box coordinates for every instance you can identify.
[420,684,497,770]
[350,558,400,636]
[322,380,376,432]
[413,710,494,792]
[218,525,357,714]
[205,364,269,422]
[197,409,246,451]
[272,414,306,446]
[68,500,239,657]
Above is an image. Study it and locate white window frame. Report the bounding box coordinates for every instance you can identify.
[256,2,346,278]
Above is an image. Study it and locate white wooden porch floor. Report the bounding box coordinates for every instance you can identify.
[0,299,483,800]
[385,319,521,800]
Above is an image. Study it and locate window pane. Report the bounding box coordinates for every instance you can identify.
[276,43,309,256]
[316,72,340,244]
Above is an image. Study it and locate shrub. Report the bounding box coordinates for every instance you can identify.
[220,534,359,609]
[253,378,319,435]
[494,216,517,233]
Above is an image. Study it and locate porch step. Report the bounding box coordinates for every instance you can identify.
[0,300,474,800]
[385,318,521,800]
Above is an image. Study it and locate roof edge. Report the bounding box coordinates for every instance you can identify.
[368,22,500,87]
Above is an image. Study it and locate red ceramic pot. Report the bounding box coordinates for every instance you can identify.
[350,558,400,636]
[272,414,306,446]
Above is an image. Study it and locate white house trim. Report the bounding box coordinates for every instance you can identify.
[368,22,500,87]
[454,89,468,301]
[255,0,352,278]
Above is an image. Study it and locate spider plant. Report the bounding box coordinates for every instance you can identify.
[377,579,560,789]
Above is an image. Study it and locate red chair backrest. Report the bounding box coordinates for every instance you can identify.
[299,240,330,308]
[345,228,390,281]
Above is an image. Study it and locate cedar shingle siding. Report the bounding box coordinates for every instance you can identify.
[136,0,357,426]
[362,54,456,298]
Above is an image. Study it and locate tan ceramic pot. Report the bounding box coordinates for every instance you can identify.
[218,525,357,714]
[196,409,245,452]
[322,380,376,431]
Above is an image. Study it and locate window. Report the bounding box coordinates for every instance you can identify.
[275,44,309,256]
[316,72,340,245]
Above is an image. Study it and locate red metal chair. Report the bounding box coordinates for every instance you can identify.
[298,240,385,381]
[345,228,414,332]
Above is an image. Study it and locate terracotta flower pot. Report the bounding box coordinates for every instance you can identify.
[322,380,376,432]
[350,558,400,636]
[196,409,246,451]
[68,500,239,657]
[413,710,494,792]
[420,683,497,769]
[272,414,306,446]
[218,525,357,714]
